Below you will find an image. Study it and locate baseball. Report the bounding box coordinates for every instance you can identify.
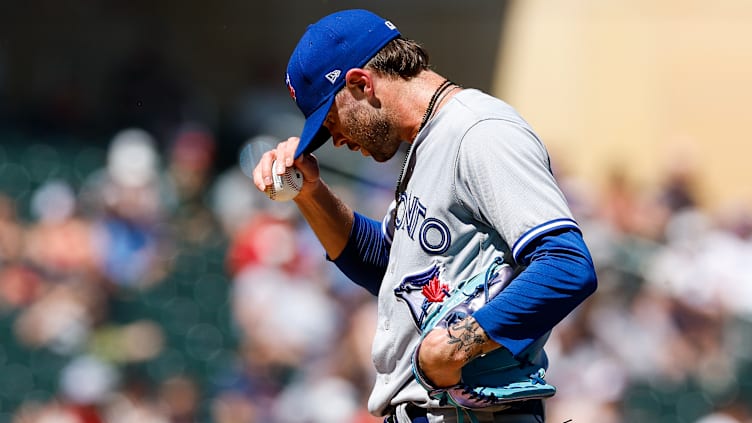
[265,160,303,201]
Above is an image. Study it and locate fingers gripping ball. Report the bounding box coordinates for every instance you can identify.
[265,160,303,201]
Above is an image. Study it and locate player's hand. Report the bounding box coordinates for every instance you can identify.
[252,137,320,194]
[417,316,500,388]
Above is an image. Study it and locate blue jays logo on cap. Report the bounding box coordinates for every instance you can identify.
[285,9,400,158]
[285,74,296,101]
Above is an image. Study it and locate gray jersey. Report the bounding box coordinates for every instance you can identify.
[368,89,578,415]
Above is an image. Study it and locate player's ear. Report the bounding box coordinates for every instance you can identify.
[344,68,373,100]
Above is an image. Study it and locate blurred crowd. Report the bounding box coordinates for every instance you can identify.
[0,122,388,423]
[0,121,751,423]
[547,165,752,423]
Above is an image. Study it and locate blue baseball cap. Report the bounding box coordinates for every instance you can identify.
[285,9,401,158]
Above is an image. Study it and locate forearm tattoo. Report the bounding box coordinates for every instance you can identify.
[446,317,488,362]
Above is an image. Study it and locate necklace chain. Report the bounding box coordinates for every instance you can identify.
[394,79,457,202]
[418,79,453,132]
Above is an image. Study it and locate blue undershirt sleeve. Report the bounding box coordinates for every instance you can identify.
[329,212,390,296]
[472,227,597,357]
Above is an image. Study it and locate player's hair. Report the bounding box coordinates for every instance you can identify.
[365,37,430,78]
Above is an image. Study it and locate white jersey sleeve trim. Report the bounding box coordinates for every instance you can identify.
[512,218,580,262]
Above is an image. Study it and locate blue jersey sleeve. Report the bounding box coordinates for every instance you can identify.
[330,212,390,295]
[472,227,597,357]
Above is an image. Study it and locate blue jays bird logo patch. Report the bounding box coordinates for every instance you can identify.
[285,73,296,101]
[394,264,452,329]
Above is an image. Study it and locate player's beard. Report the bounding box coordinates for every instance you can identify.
[342,104,402,163]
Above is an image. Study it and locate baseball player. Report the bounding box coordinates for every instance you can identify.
[252,9,597,423]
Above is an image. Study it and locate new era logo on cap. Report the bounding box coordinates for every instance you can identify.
[325,70,341,84]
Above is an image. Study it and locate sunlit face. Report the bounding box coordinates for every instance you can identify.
[323,90,403,163]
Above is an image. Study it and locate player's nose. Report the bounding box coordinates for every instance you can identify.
[331,137,357,150]
[332,137,347,148]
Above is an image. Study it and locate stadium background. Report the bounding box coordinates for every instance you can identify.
[0,1,750,422]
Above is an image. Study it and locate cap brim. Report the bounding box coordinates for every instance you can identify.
[294,95,335,158]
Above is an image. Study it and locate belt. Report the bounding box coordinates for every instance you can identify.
[386,400,544,422]
[383,405,425,423]
[406,403,426,420]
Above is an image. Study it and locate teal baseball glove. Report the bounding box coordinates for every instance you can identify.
[410,257,556,414]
